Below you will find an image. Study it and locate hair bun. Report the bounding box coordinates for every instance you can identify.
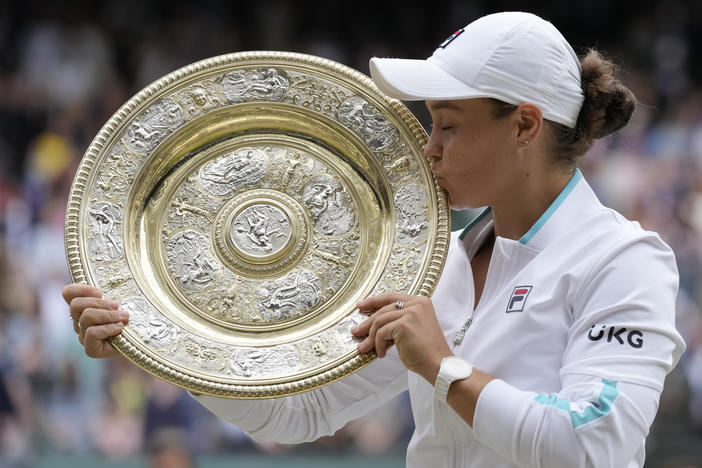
[578,50,636,139]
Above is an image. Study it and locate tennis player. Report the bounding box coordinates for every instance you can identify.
[64,11,685,467]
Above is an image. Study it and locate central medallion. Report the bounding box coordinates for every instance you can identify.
[230,203,292,261]
[214,189,311,277]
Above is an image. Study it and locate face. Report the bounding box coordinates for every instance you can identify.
[424,98,520,209]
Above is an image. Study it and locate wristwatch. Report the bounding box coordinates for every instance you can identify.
[434,356,474,403]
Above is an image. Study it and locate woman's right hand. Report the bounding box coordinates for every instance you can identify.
[62,283,129,358]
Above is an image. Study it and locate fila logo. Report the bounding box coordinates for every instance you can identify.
[439,28,465,48]
[506,286,532,313]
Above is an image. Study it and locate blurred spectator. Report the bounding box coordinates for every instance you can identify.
[147,428,194,468]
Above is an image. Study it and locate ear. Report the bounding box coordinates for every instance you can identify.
[514,103,543,147]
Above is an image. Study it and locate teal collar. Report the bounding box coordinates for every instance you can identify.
[518,169,582,245]
[456,169,583,245]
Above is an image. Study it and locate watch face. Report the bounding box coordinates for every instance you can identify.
[446,357,471,376]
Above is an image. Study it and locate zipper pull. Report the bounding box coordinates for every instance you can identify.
[453,317,473,345]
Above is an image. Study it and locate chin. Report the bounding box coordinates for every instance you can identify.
[448,195,484,211]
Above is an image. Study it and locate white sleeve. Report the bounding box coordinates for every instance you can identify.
[190,348,408,444]
[472,236,686,468]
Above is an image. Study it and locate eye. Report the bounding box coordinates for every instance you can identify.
[440,126,453,131]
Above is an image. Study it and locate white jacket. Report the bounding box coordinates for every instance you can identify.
[193,170,685,467]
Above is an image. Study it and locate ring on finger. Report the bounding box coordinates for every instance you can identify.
[395,300,405,310]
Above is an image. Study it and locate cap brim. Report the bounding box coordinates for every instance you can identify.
[369,57,488,101]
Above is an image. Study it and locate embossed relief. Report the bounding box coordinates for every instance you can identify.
[165,336,230,373]
[338,96,399,152]
[306,230,360,295]
[254,269,322,322]
[229,345,299,378]
[371,245,423,295]
[122,296,179,349]
[204,276,259,324]
[87,201,124,261]
[165,230,220,292]
[93,262,137,298]
[265,149,316,194]
[302,175,355,236]
[380,143,423,186]
[124,100,184,154]
[200,148,268,197]
[395,183,429,245]
[92,144,141,203]
[163,177,222,236]
[297,330,345,367]
[221,68,289,103]
[230,204,291,255]
[170,80,224,119]
[284,73,351,118]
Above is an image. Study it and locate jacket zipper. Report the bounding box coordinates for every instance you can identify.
[453,317,473,345]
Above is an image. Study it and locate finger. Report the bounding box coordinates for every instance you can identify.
[69,297,120,322]
[357,292,410,312]
[374,318,403,358]
[351,316,373,337]
[369,308,406,356]
[78,308,129,330]
[351,300,410,337]
[62,284,102,305]
[84,322,124,358]
[357,309,404,354]
[72,319,80,334]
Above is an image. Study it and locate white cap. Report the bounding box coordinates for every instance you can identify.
[369,12,584,128]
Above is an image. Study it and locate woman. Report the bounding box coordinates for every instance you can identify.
[64,12,685,467]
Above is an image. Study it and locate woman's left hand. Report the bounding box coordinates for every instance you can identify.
[351,293,452,382]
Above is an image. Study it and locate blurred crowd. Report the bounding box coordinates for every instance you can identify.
[1,1,701,467]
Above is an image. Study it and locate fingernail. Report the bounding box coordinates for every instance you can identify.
[350,325,358,333]
[91,290,103,298]
[107,300,119,309]
[119,311,129,320]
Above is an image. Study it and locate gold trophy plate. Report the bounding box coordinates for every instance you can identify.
[64,52,449,398]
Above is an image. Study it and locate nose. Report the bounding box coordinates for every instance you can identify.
[423,131,441,161]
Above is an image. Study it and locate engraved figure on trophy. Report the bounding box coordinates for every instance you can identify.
[286,73,350,116]
[395,183,429,245]
[231,204,290,254]
[337,96,398,152]
[221,68,289,103]
[165,230,220,292]
[122,297,179,349]
[172,337,228,373]
[302,175,355,236]
[123,100,184,154]
[88,201,124,261]
[229,345,298,378]
[297,331,347,366]
[200,148,268,197]
[204,277,258,324]
[266,148,315,193]
[255,269,322,322]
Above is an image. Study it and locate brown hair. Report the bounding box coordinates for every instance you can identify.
[491,49,636,170]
